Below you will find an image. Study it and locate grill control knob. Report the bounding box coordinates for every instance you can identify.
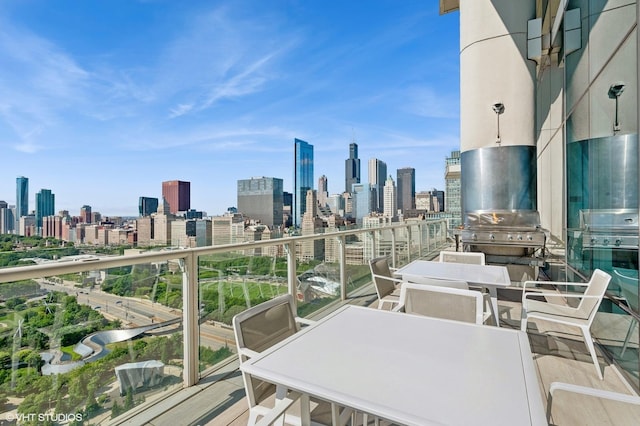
[472,233,477,241]
[527,235,533,241]
[490,234,495,241]
[615,239,622,247]
[517,235,523,241]
[603,239,609,246]
[507,234,513,241]
[590,238,598,245]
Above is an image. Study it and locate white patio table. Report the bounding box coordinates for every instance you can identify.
[395,260,511,326]
[240,305,546,426]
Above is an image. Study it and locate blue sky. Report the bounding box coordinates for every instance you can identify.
[0,0,460,217]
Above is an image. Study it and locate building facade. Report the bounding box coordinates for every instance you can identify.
[15,176,28,233]
[237,177,283,228]
[396,167,416,214]
[345,142,361,193]
[139,197,159,217]
[445,0,638,387]
[35,189,55,232]
[383,175,397,219]
[162,180,190,215]
[368,158,387,213]
[293,138,314,227]
[444,150,462,229]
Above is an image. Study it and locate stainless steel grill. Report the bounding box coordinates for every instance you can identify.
[579,209,639,250]
[462,210,546,248]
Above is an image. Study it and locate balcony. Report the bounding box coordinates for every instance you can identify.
[0,219,638,425]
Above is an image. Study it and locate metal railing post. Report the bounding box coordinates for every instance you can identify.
[182,252,199,387]
[284,242,297,300]
[391,229,397,268]
[337,236,347,301]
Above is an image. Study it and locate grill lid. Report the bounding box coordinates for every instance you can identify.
[579,209,638,233]
[464,210,541,230]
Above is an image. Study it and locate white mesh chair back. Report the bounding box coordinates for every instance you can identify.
[369,256,396,299]
[439,251,486,265]
[574,269,611,320]
[233,295,299,406]
[400,283,484,324]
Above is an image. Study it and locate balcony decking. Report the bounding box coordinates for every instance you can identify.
[111,286,640,426]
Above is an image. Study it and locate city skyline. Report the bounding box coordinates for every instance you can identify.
[0,1,460,216]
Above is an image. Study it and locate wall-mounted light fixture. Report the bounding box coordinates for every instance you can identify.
[608,82,625,133]
[492,102,505,145]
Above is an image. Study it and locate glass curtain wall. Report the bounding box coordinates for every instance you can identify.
[564,1,638,387]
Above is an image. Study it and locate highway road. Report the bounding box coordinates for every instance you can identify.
[37,279,236,351]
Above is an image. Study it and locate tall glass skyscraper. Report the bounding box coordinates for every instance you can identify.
[294,138,313,227]
[35,189,55,230]
[15,176,28,231]
[396,167,416,214]
[368,158,387,213]
[345,142,360,193]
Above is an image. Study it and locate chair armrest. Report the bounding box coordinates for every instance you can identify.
[238,347,261,359]
[392,304,405,312]
[254,390,303,426]
[371,273,405,285]
[549,382,640,405]
[523,280,590,288]
[522,291,602,306]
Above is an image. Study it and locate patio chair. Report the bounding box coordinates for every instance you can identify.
[233,294,347,425]
[396,282,486,324]
[546,381,640,424]
[439,250,485,265]
[403,276,496,324]
[520,269,612,380]
[369,256,404,310]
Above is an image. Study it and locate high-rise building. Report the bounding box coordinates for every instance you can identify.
[352,183,373,224]
[80,205,92,224]
[293,138,313,227]
[0,201,14,234]
[317,175,328,208]
[237,177,283,227]
[368,158,387,213]
[139,197,159,217]
[345,142,361,193]
[383,176,396,219]
[15,176,28,232]
[162,180,191,214]
[445,150,462,229]
[35,189,55,231]
[396,167,416,214]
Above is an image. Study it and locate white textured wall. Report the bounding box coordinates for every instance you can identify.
[459,0,536,152]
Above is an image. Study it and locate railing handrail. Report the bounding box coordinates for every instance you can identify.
[0,219,449,283]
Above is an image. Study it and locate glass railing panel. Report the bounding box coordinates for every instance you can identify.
[0,263,184,424]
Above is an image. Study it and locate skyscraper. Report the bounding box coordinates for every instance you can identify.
[368,158,387,213]
[15,176,28,231]
[445,150,462,229]
[35,189,55,231]
[237,177,283,227]
[139,197,159,217]
[317,175,328,208]
[351,183,373,224]
[162,180,191,214]
[80,205,92,223]
[293,138,313,227]
[396,167,416,214]
[383,176,397,219]
[345,142,360,193]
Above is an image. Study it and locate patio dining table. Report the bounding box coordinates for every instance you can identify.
[395,260,512,326]
[240,305,546,426]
